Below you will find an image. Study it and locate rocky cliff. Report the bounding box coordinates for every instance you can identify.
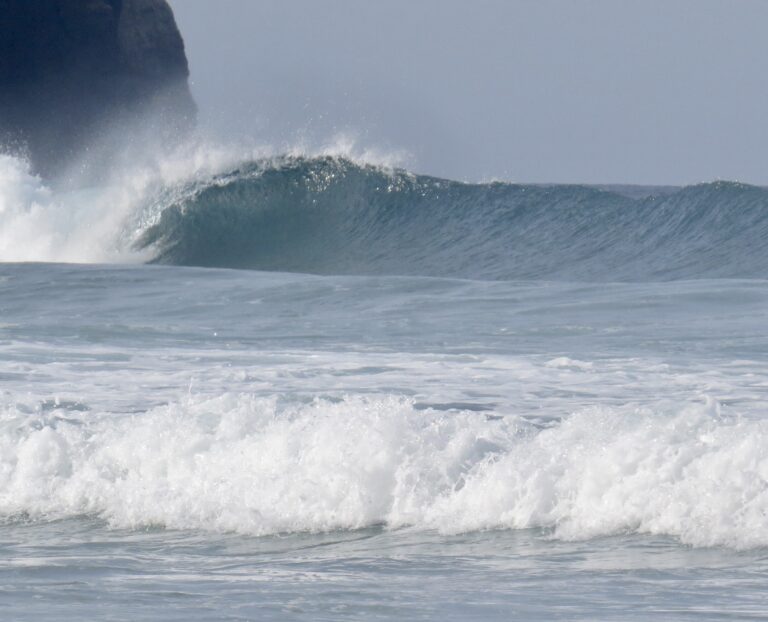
[0,0,195,177]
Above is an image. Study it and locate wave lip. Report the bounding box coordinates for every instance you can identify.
[135,156,768,281]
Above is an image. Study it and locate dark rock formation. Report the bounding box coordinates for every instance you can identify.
[0,0,195,177]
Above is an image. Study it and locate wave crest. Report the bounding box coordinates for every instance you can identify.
[136,156,768,280]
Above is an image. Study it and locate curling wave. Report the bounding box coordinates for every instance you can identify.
[136,156,768,280]
[2,152,767,280]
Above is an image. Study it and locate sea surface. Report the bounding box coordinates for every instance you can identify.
[1,153,768,620]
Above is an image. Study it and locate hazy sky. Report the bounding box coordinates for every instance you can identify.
[170,0,768,185]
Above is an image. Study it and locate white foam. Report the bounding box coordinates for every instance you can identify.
[0,144,252,264]
[0,392,766,549]
[0,154,146,263]
[545,357,594,371]
[0,155,62,262]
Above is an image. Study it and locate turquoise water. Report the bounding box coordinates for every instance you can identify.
[1,154,768,619]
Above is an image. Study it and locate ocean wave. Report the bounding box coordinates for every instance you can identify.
[136,156,768,280]
[2,151,768,280]
[0,393,766,549]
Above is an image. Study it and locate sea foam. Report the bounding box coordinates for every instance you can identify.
[0,149,232,264]
[1,393,765,549]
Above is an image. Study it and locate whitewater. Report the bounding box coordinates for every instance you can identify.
[2,149,768,620]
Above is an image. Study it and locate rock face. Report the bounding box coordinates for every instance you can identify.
[0,0,195,177]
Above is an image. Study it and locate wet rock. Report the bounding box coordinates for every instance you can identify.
[0,0,196,177]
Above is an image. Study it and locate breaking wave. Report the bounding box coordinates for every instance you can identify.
[137,156,768,281]
[2,151,768,280]
[1,393,766,549]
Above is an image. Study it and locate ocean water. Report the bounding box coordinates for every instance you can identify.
[2,152,768,619]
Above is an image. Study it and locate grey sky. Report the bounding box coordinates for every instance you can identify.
[169,0,768,185]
